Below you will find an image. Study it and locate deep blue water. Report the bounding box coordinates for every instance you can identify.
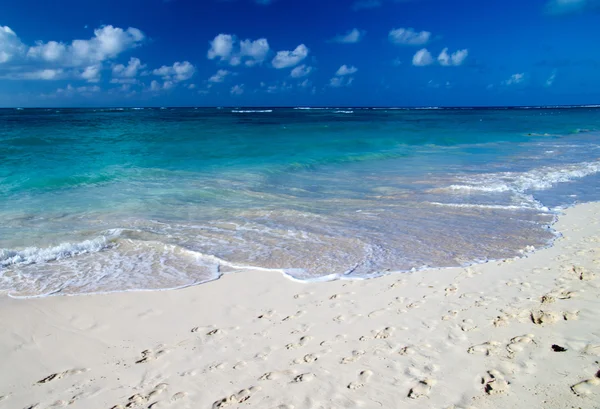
[1,107,599,297]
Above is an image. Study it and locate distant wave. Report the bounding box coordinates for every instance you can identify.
[447,161,600,194]
[334,110,354,114]
[231,109,273,113]
[0,230,122,268]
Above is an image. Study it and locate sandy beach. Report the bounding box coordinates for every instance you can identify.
[1,202,599,409]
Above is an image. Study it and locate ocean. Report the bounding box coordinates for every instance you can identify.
[1,106,599,297]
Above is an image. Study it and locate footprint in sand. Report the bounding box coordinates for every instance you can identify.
[468,341,502,356]
[348,370,373,390]
[563,310,580,321]
[286,336,313,350]
[208,362,227,371]
[445,285,458,296]
[212,386,261,408]
[571,371,600,396]
[571,265,595,281]
[37,368,89,384]
[408,379,436,399]
[114,383,168,409]
[442,310,459,321]
[292,354,318,365]
[259,370,297,381]
[460,319,478,332]
[482,370,510,395]
[367,309,388,318]
[292,373,315,383]
[493,315,510,327]
[136,347,169,364]
[294,292,313,299]
[282,311,306,322]
[360,327,395,341]
[506,334,535,354]
[530,310,560,325]
[341,350,366,364]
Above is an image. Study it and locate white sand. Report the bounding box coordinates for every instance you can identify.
[1,203,600,409]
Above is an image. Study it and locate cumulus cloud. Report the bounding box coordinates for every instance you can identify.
[437,48,468,66]
[503,73,525,85]
[412,48,468,67]
[112,57,145,79]
[329,64,357,87]
[412,48,434,66]
[0,24,145,83]
[57,84,101,95]
[290,64,312,78]
[330,28,365,44]
[208,69,231,83]
[150,80,162,91]
[0,26,26,63]
[1,68,65,80]
[208,34,270,66]
[27,25,144,66]
[272,44,309,69]
[389,28,431,46]
[336,65,358,76]
[329,76,355,87]
[230,84,244,95]
[80,64,101,82]
[153,61,195,82]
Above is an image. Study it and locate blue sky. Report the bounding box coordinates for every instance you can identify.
[0,0,599,107]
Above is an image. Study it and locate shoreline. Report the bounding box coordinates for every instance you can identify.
[2,202,569,300]
[1,202,600,408]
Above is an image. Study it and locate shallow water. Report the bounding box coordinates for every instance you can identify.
[1,107,599,297]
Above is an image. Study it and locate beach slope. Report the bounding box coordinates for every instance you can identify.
[1,203,600,409]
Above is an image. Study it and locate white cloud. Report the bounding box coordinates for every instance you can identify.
[187,83,196,90]
[28,25,144,66]
[298,79,312,88]
[437,48,468,66]
[329,76,355,87]
[112,57,145,78]
[56,84,101,96]
[208,34,270,66]
[207,34,234,61]
[272,44,309,69]
[389,28,431,46]
[265,81,293,94]
[330,28,365,44]
[291,64,312,78]
[208,69,231,83]
[153,61,195,82]
[150,80,161,91]
[240,38,270,66]
[1,68,65,80]
[335,65,358,76]
[230,84,244,95]
[0,26,26,63]
[412,48,434,66]
[546,71,557,87]
[329,65,357,87]
[1,25,145,84]
[81,64,101,82]
[503,73,525,85]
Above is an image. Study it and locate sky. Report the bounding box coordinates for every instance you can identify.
[0,0,599,107]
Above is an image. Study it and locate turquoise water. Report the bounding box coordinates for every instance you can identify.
[1,107,600,297]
